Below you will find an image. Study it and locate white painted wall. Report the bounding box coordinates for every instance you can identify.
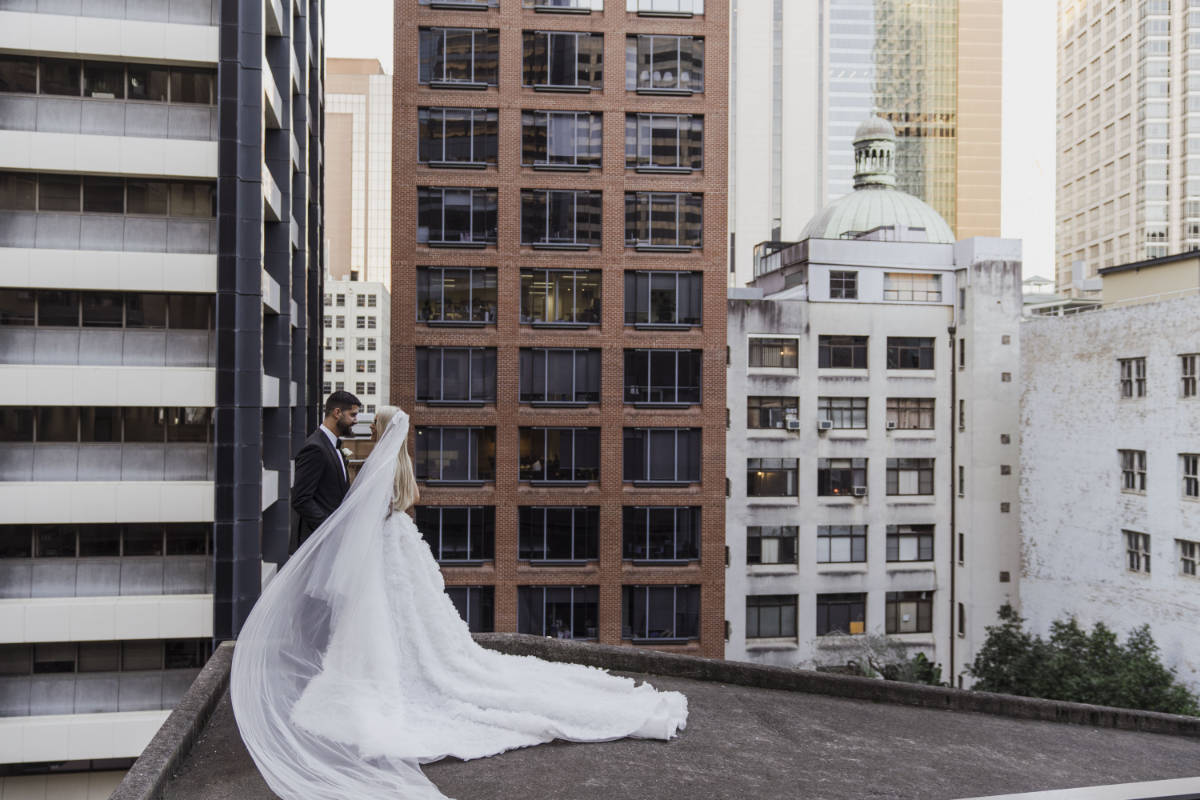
[0,482,214,524]
[0,131,218,180]
[0,710,170,764]
[0,595,213,644]
[0,366,214,407]
[1021,295,1200,690]
[0,11,217,64]
[0,250,217,294]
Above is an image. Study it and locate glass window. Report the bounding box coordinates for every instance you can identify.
[517,586,599,639]
[82,178,124,214]
[624,271,702,326]
[886,591,933,634]
[123,524,165,556]
[125,294,168,329]
[623,349,701,404]
[623,428,701,483]
[414,427,496,482]
[887,337,935,370]
[829,270,857,299]
[817,397,867,429]
[746,595,796,638]
[886,458,934,495]
[816,593,866,636]
[417,187,498,246]
[164,524,210,556]
[170,69,215,104]
[126,65,169,102]
[37,290,79,326]
[519,349,601,403]
[167,295,213,329]
[415,347,497,403]
[818,335,868,369]
[122,407,165,442]
[886,398,934,429]
[36,408,78,442]
[748,337,798,368]
[166,407,211,443]
[817,525,867,563]
[522,31,604,89]
[625,113,703,170]
[164,640,210,669]
[747,396,798,429]
[415,506,495,562]
[121,640,162,670]
[418,107,499,165]
[518,506,599,561]
[746,525,797,565]
[0,408,34,442]
[82,292,124,327]
[622,585,700,640]
[0,526,33,558]
[1120,449,1147,492]
[38,174,81,212]
[886,524,934,562]
[34,526,76,557]
[621,507,700,561]
[83,62,124,99]
[0,172,36,211]
[746,458,797,497]
[76,524,119,557]
[519,428,600,482]
[520,189,602,246]
[33,643,76,673]
[0,289,36,325]
[77,641,120,672]
[419,28,500,86]
[624,191,703,248]
[446,586,495,633]
[416,267,497,323]
[522,111,602,168]
[883,272,941,302]
[0,55,37,94]
[625,35,704,91]
[169,182,215,218]
[817,458,867,496]
[126,180,169,215]
[520,269,600,324]
[39,59,81,96]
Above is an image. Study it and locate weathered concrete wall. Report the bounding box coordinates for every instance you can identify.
[1020,294,1200,690]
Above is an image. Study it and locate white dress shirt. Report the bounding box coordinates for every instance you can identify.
[320,423,348,483]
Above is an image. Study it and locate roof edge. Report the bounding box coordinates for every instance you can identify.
[1098,250,1200,275]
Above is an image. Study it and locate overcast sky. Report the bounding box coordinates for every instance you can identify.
[326,0,1057,278]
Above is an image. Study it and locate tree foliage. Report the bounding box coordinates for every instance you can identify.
[968,604,1199,716]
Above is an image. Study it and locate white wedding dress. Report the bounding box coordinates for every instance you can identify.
[231,410,687,800]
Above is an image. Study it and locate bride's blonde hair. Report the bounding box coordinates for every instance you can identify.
[373,405,419,513]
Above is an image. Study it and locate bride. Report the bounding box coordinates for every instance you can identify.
[231,406,688,800]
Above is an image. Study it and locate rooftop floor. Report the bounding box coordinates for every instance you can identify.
[160,660,1200,800]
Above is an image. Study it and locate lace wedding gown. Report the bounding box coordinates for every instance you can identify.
[231,411,687,800]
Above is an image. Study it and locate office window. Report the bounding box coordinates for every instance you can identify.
[414,427,496,482]
[624,192,703,249]
[83,177,124,213]
[622,585,700,640]
[335,295,345,307]
[416,267,497,324]
[817,458,867,496]
[519,348,601,403]
[746,595,797,638]
[624,349,701,404]
[817,525,866,564]
[520,189,602,247]
[1182,354,1198,397]
[522,31,604,90]
[746,458,798,497]
[519,428,600,482]
[887,337,935,370]
[746,525,797,565]
[417,187,498,246]
[418,107,499,166]
[886,458,934,495]
[748,337,798,368]
[1125,530,1150,573]
[817,397,867,429]
[523,0,603,8]
[522,111,602,168]
[622,507,700,561]
[446,587,495,633]
[518,507,599,561]
[1177,538,1198,576]
[415,347,496,404]
[887,524,934,562]
[334,360,344,373]
[816,593,866,636]
[1183,453,1199,499]
[0,55,38,93]
[746,396,798,429]
[624,271,702,326]
[1119,357,1146,398]
[623,428,701,483]
[883,272,941,302]
[418,28,499,86]
[818,335,868,369]
[829,271,857,299]
[520,269,601,324]
[625,35,704,92]
[517,586,598,639]
[0,173,36,211]
[415,506,495,562]
[39,58,81,95]
[1120,449,1146,492]
[625,113,703,170]
[885,591,933,634]
[887,397,934,430]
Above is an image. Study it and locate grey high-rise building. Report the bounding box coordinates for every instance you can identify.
[0,1,324,792]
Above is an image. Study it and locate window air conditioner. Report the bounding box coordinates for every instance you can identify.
[886,420,898,430]
[852,486,867,497]
[786,419,802,431]
[817,419,834,431]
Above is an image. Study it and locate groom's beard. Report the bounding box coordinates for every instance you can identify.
[335,417,355,437]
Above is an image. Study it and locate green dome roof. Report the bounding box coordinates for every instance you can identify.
[801,115,955,244]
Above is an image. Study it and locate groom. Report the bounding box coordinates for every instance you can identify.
[290,390,361,553]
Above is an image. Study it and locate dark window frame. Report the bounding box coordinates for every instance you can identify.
[446,586,495,633]
[829,270,857,299]
[886,458,935,496]
[623,427,702,484]
[885,591,933,634]
[621,506,701,562]
[817,525,867,564]
[415,346,497,404]
[521,30,604,90]
[519,427,601,483]
[748,337,798,368]
[817,458,867,496]
[518,506,600,562]
[886,397,935,430]
[886,524,934,562]
[519,348,601,404]
[625,34,705,92]
[624,191,703,249]
[886,337,935,370]
[624,112,703,170]
[623,270,702,327]
[817,396,867,429]
[746,594,797,638]
[520,188,602,247]
[816,592,866,636]
[413,426,496,483]
[818,335,868,369]
[746,458,798,497]
[622,585,700,641]
[418,27,500,87]
[417,106,499,166]
[415,266,497,324]
[521,110,603,168]
[517,585,599,639]
[417,186,498,246]
[746,396,798,429]
[623,349,702,405]
[746,525,797,565]
[414,506,495,562]
[519,268,601,325]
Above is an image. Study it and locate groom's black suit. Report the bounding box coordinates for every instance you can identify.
[290,426,349,552]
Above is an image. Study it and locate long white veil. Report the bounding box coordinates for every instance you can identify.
[230,410,449,800]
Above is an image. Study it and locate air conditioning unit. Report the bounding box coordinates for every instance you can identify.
[817,419,834,431]
[786,419,802,431]
[852,486,868,497]
[886,420,898,430]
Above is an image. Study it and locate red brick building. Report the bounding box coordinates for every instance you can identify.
[392,0,727,658]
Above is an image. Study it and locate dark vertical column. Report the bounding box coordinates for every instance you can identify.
[215,0,265,641]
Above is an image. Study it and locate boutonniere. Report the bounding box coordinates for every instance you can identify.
[341,447,353,461]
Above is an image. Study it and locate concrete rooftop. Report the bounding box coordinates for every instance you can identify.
[151,638,1200,800]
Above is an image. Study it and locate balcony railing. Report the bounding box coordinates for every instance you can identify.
[0,96,217,140]
[0,328,215,367]
[0,669,200,717]
[0,212,217,253]
[0,443,214,482]
[0,555,212,598]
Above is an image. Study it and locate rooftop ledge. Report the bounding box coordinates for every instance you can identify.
[119,636,1200,800]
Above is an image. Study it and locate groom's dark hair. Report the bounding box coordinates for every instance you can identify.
[324,390,361,415]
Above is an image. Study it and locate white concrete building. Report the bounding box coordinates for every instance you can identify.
[322,278,390,413]
[725,120,1022,687]
[1021,292,1200,691]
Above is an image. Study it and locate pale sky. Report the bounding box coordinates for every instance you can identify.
[326,0,1058,279]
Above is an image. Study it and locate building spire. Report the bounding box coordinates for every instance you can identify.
[852,115,897,190]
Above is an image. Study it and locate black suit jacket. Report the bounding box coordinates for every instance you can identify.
[290,427,349,552]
